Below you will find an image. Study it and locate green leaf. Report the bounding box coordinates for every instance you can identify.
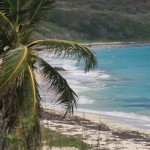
[22,116,36,126]
[16,65,42,117]
[0,46,29,95]
[27,0,55,27]
[0,11,14,30]
[28,39,97,72]
[0,0,31,24]
[6,134,18,142]
[37,57,78,114]
[27,65,42,114]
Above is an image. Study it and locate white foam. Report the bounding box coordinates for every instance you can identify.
[38,52,80,71]
[60,70,110,94]
[78,96,95,104]
[38,51,111,94]
[38,50,150,129]
[77,108,150,121]
[99,74,111,79]
[76,108,150,129]
[38,51,112,107]
[143,124,150,127]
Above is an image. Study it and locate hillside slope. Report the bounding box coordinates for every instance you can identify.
[36,0,150,42]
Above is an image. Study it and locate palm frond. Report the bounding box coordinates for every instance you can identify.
[0,34,5,54]
[28,39,97,72]
[0,11,14,30]
[0,0,30,24]
[0,1,55,46]
[0,11,17,50]
[0,29,15,53]
[0,46,29,96]
[27,0,55,27]
[17,66,41,148]
[0,1,10,19]
[15,65,42,116]
[0,67,42,149]
[27,65,42,114]
[20,28,34,44]
[17,66,42,147]
[36,57,78,114]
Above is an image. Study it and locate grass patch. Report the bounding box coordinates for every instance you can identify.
[41,125,89,150]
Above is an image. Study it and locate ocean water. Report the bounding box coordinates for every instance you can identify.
[40,45,150,129]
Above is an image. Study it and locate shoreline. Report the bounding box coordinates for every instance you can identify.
[41,41,150,149]
[74,110,150,134]
[82,41,150,48]
[75,108,150,130]
[42,109,150,150]
[43,108,150,134]
[43,104,150,131]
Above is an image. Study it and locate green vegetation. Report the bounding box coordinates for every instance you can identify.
[37,0,150,42]
[41,126,89,149]
[0,0,97,149]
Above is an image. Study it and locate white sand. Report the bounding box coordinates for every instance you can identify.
[41,41,150,150]
[82,41,150,48]
[41,109,150,150]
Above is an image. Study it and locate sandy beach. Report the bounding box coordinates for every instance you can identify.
[41,109,150,150]
[40,41,150,150]
[82,41,150,49]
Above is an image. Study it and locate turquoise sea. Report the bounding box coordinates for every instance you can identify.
[41,45,150,129]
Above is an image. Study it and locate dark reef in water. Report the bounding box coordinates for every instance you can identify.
[54,67,66,71]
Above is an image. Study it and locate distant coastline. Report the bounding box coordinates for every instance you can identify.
[82,41,150,48]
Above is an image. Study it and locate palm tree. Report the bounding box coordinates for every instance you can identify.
[0,0,97,149]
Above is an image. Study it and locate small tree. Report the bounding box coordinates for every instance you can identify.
[0,0,97,149]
